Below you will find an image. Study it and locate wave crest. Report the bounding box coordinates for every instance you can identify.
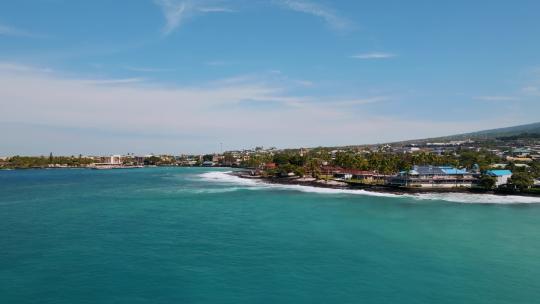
[199,171,540,204]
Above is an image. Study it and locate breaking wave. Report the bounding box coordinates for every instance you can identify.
[199,171,540,204]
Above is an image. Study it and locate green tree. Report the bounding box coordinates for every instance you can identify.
[307,159,321,178]
[293,166,305,177]
[479,175,496,190]
[508,171,534,191]
[144,156,161,165]
[202,154,214,162]
[273,153,290,165]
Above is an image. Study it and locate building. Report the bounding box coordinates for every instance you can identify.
[506,156,533,162]
[485,170,513,186]
[202,161,215,167]
[351,171,388,185]
[511,148,531,157]
[389,165,477,188]
[100,155,122,165]
[264,163,277,170]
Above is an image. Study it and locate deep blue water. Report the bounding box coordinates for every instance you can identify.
[1,167,540,304]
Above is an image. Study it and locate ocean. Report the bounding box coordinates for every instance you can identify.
[1,167,540,304]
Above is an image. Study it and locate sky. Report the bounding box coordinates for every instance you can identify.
[1,0,539,155]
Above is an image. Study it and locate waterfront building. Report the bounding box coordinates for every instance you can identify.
[389,165,477,188]
[264,163,277,170]
[485,170,513,186]
[202,161,215,167]
[100,155,123,165]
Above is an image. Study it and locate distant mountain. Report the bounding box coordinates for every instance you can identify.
[392,122,540,145]
[462,122,540,139]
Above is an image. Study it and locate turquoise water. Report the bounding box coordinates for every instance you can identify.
[1,167,540,304]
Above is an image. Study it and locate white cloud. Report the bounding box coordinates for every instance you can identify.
[0,62,510,154]
[204,60,232,66]
[154,0,234,35]
[198,7,235,13]
[276,0,350,30]
[124,66,175,72]
[0,62,53,73]
[522,86,540,96]
[0,24,42,38]
[330,97,387,107]
[474,96,519,102]
[351,53,396,59]
[80,78,146,85]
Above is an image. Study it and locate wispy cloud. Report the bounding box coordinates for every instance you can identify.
[474,95,519,102]
[81,78,146,85]
[351,53,396,60]
[0,62,53,73]
[330,97,388,107]
[124,66,175,72]
[276,0,350,30]
[204,60,233,66]
[198,7,235,13]
[0,23,44,38]
[522,86,540,96]
[154,0,234,35]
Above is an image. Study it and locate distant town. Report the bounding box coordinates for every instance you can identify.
[2,129,540,195]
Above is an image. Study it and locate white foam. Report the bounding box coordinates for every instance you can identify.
[411,192,540,204]
[199,171,262,186]
[199,171,401,197]
[189,187,244,194]
[199,171,540,204]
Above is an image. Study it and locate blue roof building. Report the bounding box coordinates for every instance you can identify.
[485,170,512,186]
[391,165,477,188]
[486,170,512,177]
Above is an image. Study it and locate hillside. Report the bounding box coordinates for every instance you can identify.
[392,122,540,145]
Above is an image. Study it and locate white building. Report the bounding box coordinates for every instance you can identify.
[485,170,512,186]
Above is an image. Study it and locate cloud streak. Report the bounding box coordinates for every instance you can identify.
[474,96,519,102]
[154,0,234,35]
[124,66,175,72]
[351,53,396,59]
[0,23,44,38]
[276,0,350,30]
[154,0,350,35]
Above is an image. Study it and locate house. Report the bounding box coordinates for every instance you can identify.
[332,169,372,180]
[202,161,215,167]
[511,148,531,157]
[485,170,512,186]
[333,172,353,180]
[351,171,388,185]
[100,155,123,165]
[264,163,277,170]
[389,165,477,188]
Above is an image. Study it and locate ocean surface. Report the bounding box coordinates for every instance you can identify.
[1,167,540,304]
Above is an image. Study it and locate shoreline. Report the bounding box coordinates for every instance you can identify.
[230,171,540,198]
[0,165,233,170]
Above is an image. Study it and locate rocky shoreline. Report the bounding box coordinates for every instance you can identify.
[231,171,540,197]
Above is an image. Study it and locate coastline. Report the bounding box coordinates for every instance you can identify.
[230,171,540,198]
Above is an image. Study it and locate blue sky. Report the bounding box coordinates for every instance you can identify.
[1,0,539,155]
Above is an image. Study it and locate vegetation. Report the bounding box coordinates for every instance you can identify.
[1,155,95,169]
[478,175,496,190]
[507,171,534,192]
